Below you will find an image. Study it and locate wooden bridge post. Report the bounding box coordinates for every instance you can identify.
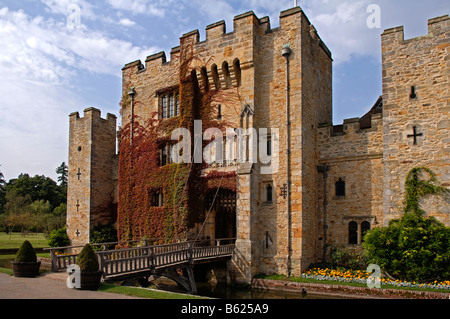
[50,249,57,272]
[186,242,197,294]
[148,246,155,273]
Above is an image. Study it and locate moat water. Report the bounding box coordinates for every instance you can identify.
[195,282,346,299]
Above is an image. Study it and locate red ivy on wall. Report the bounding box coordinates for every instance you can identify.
[117,40,237,243]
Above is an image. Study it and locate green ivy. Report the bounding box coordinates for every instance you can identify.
[403,167,450,215]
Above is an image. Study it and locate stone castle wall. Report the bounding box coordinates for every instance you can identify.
[317,112,384,250]
[381,15,449,225]
[65,7,449,283]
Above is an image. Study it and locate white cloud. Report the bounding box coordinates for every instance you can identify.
[0,6,159,180]
[106,0,165,17]
[41,0,96,20]
[0,7,158,82]
[118,18,136,27]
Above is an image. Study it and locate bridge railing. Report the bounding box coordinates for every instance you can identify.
[45,238,235,273]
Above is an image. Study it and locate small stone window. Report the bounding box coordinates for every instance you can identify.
[410,86,417,99]
[335,178,345,197]
[348,221,358,245]
[217,104,222,119]
[267,135,272,156]
[266,184,273,203]
[77,146,82,152]
[150,190,164,207]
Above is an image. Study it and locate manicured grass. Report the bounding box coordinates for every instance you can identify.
[0,232,49,250]
[0,266,13,275]
[98,283,209,299]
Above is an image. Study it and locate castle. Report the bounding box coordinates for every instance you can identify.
[66,7,449,283]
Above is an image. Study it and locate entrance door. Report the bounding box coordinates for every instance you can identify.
[205,189,236,239]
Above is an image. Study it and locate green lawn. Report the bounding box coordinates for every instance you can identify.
[0,232,49,250]
[99,283,209,299]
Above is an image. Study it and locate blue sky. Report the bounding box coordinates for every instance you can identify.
[0,0,448,181]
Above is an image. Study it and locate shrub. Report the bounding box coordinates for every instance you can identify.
[76,244,99,272]
[15,240,37,263]
[329,243,368,270]
[363,213,450,282]
[363,167,450,282]
[48,226,70,248]
[90,223,117,250]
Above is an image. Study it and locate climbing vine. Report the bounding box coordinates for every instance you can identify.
[403,167,450,215]
[117,39,238,243]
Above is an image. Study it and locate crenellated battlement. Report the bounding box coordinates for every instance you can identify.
[381,14,449,47]
[319,112,382,136]
[69,107,117,124]
[122,7,331,73]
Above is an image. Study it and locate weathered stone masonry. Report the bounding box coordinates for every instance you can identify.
[66,7,449,283]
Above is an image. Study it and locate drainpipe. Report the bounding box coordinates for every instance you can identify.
[317,164,329,262]
[282,44,292,277]
[128,87,136,144]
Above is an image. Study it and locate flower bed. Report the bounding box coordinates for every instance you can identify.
[301,268,450,291]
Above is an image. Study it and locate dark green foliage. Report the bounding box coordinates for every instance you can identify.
[90,223,117,250]
[15,240,37,263]
[76,244,99,272]
[55,162,68,188]
[0,169,5,215]
[363,167,450,282]
[329,243,368,270]
[363,213,450,282]
[48,226,70,248]
[5,173,66,209]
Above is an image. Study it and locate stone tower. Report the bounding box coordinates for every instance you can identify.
[381,15,450,225]
[120,7,332,283]
[67,108,117,247]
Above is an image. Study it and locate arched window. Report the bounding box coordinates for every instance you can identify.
[266,184,273,203]
[361,221,371,242]
[222,61,231,89]
[348,221,358,244]
[233,58,241,87]
[335,178,345,197]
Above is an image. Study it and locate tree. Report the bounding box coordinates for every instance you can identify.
[56,162,68,188]
[363,167,450,282]
[0,168,6,214]
[5,174,65,209]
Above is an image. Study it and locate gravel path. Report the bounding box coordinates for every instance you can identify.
[0,272,142,299]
